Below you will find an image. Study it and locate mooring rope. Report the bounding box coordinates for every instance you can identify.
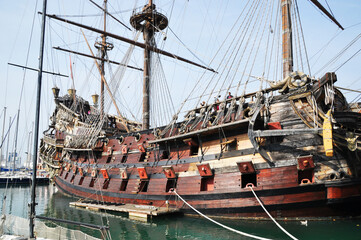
[248,186,298,240]
[171,189,272,240]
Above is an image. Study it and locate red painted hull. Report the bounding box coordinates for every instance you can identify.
[54,166,361,219]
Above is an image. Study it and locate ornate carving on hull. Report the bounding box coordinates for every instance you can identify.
[271,71,310,93]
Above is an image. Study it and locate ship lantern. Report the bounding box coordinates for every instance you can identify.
[92,93,99,108]
[52,86,60,99]
[68,88,76,97]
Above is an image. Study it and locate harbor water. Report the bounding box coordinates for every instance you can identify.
[0,185,360,239]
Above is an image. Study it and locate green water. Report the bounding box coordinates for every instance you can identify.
[0,185,360,240]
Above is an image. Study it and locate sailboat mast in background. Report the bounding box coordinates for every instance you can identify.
[0,107,6,168]
[29,0,47,237]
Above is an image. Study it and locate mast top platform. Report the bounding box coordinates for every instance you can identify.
[130,4,168,32]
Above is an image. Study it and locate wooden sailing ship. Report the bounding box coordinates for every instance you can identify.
[39,0,361,219]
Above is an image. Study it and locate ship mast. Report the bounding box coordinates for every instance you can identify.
[281,0,344,79]
[30,0,47,237]
[47,0,214,130]
[281,0,293,79]
[95,0,113,118]
[142,0,152,131]
[130,0,168,130]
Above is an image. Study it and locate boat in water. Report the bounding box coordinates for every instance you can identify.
[0,170,49,186]
[39,0,361,220]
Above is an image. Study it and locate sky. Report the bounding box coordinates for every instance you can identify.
[0,0,361,166]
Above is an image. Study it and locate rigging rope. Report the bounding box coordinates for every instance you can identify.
[261,0,276,90]
[167,26,210,69]
[171,189,272,240]
[165,0,292,128]
[0,114,17,149]
[223,0,261,98]
[295,0,312,75]
[333,48,361,72]
[9,0,39,166]
[292,3,303,72]
[248,186,298,240]
[315,33,361,75]
[58,30,141,148]
[241,0,272,95]
[150,41,176,127]
[171,0,252,119]
[272,0,282,84]
[324,0,335,18]
[209,0,260,102]
[93,161,112,240]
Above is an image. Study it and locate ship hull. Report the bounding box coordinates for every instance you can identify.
[54,173,361,219]
[41,72,361,220]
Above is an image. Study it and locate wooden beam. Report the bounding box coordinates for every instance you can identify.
[311,72,337,92]
[53,47,142,71]
[309,0,344,30]
[8,62,68,77]
[148,119,249,144]
[253,128,322,137]
[45,14,216,73]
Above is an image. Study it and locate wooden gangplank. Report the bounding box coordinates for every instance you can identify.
[69,202,181,219]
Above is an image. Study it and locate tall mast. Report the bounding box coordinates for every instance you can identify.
[12,109,20,175]
[5,117,11,170]
[0,107,6,168]
[26,123,34,169]
[142,0,153,131]
[281,0,293,79]
[30,0,47,237]
[95,0,113,118]
[130,0,168,130]
[281,0,344,79]
[101,0,106,117]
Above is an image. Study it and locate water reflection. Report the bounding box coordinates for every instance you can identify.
[0,185,56,218]
[1,185,360,240]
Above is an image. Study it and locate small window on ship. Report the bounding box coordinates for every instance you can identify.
[166,178,177,192]
[78,176,84,185]
[139,180,149,192]
[119,179,128,191]
[103,179,110,189]
[241,173,257,188]
[200,176,214,191]
[298,169,313,184]
[89,178,96,187]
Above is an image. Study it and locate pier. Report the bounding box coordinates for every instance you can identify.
[70,202,181,220]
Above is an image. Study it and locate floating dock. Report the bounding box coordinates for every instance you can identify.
[70,202,181,220]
